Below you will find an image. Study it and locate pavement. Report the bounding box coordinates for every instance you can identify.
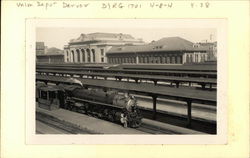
[36,120,70,134]
[36,105,147,134]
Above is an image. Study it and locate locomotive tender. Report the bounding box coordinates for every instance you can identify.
[36,82,142,128]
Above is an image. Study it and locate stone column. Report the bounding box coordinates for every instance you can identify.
[198,52,201,62]
[136,55,139,64]
[192,53,195,63]
[70,50,74,62]
[74,49,78,63]
[75,49,79,63]
[205,53,208,61]
[182,53,186,64]
[64,50,67,62]
[79,49,83,63]
[86,49,88,63]
[89,49,93,63]
[82,49,86,63]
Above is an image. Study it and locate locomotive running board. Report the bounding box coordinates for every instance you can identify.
[71,97,123,109]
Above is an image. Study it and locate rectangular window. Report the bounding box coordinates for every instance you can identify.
[101,57,104,63]
[100,49,104,56]
[41,91,48,100]
[49,91,56,99]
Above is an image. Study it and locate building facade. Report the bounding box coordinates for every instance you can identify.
[36,54,64,63]
[64,33,144,63]
[36,42,45,54]
[106,37,208,65]
[198,42,217,61]
[36,46,64,63]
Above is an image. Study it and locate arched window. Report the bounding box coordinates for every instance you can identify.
[131,57,135,63]
[66,51,69,62]
[76,49,80,63]
[147,56,150,63]
[91,49,95,63]
[149,56,153,63]
[189,55,191,63]
[139,56,143,63]
[81,49,85,63]
[170,56,174,64]
[203,54,206,62]
[86,49,91,62]
[71,50,74,63]
[190,54,193,63]
[151,56,155,63]
[162,56,166,64]
[157,56,161,63]
[166,56,170,64]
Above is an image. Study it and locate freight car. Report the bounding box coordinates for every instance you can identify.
[36,83,142,128]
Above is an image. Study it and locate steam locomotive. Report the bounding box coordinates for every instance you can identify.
[36,82,142,128]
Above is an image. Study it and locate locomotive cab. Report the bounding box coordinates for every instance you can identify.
[37,86,61,111]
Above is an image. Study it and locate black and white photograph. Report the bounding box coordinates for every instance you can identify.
[22,19,228,145]
[34,20,218,137]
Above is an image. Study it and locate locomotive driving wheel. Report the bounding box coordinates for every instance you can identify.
[108,110,115,122]
[108,114,114,122]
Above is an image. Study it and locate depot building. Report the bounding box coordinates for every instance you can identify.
[64,32,144,63]
[106,37,208,65]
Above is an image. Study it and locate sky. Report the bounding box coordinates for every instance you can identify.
[36,27,216,50]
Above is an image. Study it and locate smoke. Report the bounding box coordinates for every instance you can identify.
[67,78,83,86]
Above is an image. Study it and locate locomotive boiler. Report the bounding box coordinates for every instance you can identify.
[36,82,142,128]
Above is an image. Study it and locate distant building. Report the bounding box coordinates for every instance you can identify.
[64,32,145,63]
[198,42,217,61]
[106,37,208,65]
[36,47,64,63]
[36,42,45,54]
[45,47,63,55]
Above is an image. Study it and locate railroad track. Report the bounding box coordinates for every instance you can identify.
[137,123,176,134]
[36,120,72,134]
[36,112,92,134]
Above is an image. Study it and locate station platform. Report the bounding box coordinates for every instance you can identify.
[36,105,146,134]
[136,96,216,123]
[37,69,217,85]
[37,63,217,72]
